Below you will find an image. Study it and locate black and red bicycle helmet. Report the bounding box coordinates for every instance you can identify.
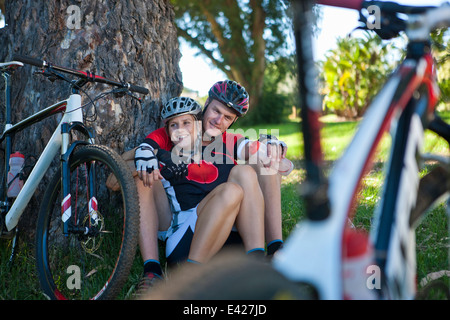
[207,80,249,117]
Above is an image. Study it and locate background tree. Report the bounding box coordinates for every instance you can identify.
[0,0,182,236]
[431,29,450,110]
[255,55,298,124]
[319,32,396,119]
[171,0,292,120]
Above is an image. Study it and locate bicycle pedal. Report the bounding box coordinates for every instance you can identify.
[0,228,16,240]
[421,153,450,167]
[0,215,15,240]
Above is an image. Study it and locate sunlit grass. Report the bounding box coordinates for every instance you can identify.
[247,113,449,298]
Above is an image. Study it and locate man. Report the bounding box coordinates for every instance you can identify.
[135,80,291,292]
[201,81,288,257]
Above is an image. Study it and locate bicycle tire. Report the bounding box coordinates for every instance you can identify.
[142,250,317,300]
[35,144,139,300]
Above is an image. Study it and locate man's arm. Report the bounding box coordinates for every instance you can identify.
[237,136,293,176]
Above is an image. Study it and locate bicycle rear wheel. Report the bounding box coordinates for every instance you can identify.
[35,144,139,300]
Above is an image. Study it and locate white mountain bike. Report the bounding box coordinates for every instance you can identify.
[1,54,146,299]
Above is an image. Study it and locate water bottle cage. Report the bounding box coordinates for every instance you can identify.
[7,170,27,189]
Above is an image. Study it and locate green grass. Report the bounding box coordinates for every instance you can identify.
[1,114,449,299]
[0,240,43,299]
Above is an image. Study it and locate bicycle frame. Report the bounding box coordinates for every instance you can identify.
[1,90,93,232]
[274,1,446,300]
[1,54,147,243]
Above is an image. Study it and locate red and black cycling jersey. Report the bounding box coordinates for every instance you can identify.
[144,128,247,211]
[143,127,173,151]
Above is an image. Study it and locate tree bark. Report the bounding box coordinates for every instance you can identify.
[0,0,182,238]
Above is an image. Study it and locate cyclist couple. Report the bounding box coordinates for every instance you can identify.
[134,80,291,293]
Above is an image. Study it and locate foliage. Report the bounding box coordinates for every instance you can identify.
[170,0,293,114]
[319,31,396,119]
[431,29,450,109]
[240,55,299,125]
[319,29,450,118]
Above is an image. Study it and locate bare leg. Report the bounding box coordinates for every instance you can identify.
[188,182,243,263]
[227,165,266,251]
[251,163,283,243]
[186,166,265,264]
[259,172,283,243]
[135,176,172,262]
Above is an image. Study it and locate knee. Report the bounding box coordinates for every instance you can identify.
[229,165,258,182]
[220,181,244,204]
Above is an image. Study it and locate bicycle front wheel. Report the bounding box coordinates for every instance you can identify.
[35,145,139,300]
[143,250,316,300]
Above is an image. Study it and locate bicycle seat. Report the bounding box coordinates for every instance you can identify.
[0,61,24,74]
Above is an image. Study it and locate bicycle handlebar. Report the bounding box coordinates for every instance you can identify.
[316,0,363,10]
[372,2,438,14]
[316,0,438,13]
[316,0,450,40]
[12,54,149,95]
[11,54,44,68]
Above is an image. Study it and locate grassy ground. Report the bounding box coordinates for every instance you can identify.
[274,114,450,299]
[242,113,449,299]
[1,114,449,299]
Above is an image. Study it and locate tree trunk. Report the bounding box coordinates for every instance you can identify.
[0,0,182,238]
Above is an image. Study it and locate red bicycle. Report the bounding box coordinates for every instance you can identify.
[274,0,450,300]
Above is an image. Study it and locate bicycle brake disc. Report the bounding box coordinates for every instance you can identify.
[80,211,105,254]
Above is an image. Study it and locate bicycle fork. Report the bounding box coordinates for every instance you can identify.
[60,144,99,237]
[59,94,97,237]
